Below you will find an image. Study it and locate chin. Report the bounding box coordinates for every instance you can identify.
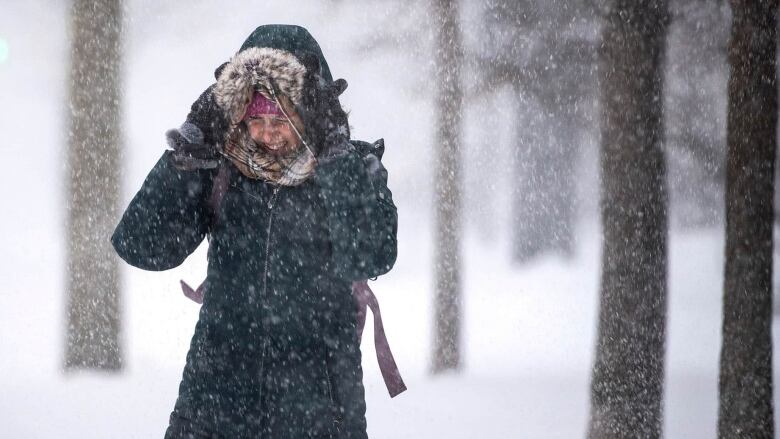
[270,144,301,157]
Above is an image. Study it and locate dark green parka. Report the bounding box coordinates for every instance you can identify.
[112,25,397,439]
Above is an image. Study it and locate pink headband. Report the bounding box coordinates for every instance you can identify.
[243,92,283,120]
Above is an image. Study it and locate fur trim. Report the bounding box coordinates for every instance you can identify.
[214,47,306,125]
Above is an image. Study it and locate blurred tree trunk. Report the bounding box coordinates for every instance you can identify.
[664,2,730,227]
[489,0,597,263]
[588,1,669,438]
[511,91,577,261]
[431,0,463,373]
[717,1,777,437]
[64,0,123,371]
[506,0,575,262]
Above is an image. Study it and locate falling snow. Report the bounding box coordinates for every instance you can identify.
[2,0,780,438]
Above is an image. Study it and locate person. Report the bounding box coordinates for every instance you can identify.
[111,24,398,439]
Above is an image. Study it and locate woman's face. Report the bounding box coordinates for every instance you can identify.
[245,114,301,156]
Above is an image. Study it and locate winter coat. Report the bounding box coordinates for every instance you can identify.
[111,25,397,439]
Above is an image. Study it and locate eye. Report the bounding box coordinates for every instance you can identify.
[271,118,288,128]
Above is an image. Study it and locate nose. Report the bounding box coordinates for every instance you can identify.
[248,118,281,144]
[260,125,276,144]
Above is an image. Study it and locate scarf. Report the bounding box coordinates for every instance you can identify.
[221,123,316,186]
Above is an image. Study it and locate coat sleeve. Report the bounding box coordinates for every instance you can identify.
[111,151,214,271]
[314,150,398,281]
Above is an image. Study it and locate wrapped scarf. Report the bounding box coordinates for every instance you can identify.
[221,119,316,186]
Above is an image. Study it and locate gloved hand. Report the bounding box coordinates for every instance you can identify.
[296,55,354,162]
[166,121,219,170]
[168,83,230,170]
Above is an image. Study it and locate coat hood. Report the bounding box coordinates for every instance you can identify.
[214,25,331,125]
[214,47,307,125]
[239,24,332,82]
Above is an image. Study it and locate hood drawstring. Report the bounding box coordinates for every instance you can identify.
[268,86,317,160]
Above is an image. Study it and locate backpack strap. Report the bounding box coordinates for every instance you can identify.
[179,161,230,304]
[353,280,407,397]
[207,161,231,228]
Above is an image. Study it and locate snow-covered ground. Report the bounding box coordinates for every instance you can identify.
[1,1,779,438]
[5,221,777,438]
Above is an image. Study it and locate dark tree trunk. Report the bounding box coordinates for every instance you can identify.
[64,0,123,371]
[717,1,777,437]
[431,0,463,373]
[588,1,669,438]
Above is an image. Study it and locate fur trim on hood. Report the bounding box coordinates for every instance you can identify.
[212,47,316,186]
[214,47,307,125]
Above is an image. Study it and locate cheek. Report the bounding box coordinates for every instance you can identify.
[247,125,260,142]
[282,129,300,147]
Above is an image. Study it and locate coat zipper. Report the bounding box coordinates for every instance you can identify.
[257,337,269,427]
[323,351,343,434]
[262,186,280,296]
[234,184,281,297]
[255,185,279,439]
[324,357,335,405]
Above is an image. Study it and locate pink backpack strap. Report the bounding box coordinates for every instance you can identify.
[353,280,407,397]
[181,278,408,397]
[178,162,230,303]
[207,162,231,227]
[180,280,205,304]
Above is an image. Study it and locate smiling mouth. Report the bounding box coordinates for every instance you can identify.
[258,141,294,156]
[256,141,285,151]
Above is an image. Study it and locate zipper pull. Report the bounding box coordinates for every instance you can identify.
[268,187,280,209]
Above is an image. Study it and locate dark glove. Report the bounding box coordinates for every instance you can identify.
[296,55,353,162]
[166,122,219,170]
[168,84,230,170]
[353,139,388,190]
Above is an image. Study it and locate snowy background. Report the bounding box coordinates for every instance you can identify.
[1,1,779,438]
